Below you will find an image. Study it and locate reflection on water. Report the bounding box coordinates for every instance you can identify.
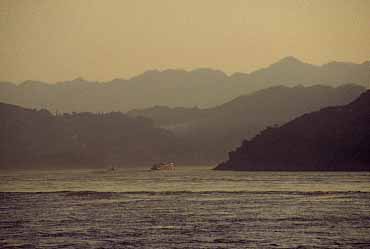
[0,166,370,248]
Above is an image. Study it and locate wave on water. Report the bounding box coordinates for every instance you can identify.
[1,190,369,196]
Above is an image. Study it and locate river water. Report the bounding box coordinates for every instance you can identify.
[1,166,370,248]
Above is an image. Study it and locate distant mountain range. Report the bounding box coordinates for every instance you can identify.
[215,90,370,171]
[128,84,366,162]
[1,56,369,112]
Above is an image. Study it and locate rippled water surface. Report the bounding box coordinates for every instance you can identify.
[1,166,370,248]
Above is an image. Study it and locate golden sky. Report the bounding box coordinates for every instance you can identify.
[0,0,369,83]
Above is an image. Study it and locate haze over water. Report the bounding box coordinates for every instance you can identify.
[1,166,370,248]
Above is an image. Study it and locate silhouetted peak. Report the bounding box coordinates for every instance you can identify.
[273,56,304,66]
[20,80,48,88]
[322,61,357,68]
[162,69,187,74]
[141,70,161,76]
[107,78,128,87]
[56,77,100,86]
[349,90,370,108]
[191,68,227,77]
[109,78,126,84]
[252,85,290,95]
[0,81,16,88]
[132,70,161,80]
[230,72,249,78]
[0,102,23,109]
[132,68,227,82]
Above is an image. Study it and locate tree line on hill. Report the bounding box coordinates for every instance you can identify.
[216,90,370,171]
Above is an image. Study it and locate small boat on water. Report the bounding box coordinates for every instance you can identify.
[151,162,175,170]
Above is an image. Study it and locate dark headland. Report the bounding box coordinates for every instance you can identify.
[215,90,370,171]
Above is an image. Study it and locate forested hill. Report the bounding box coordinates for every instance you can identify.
[215,90,370,171]
[0,103,196,168]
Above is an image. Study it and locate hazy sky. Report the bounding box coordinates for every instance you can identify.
[1,0,369,83]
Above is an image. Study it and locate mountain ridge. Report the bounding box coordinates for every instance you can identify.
[128,84,366,162]
[1,56,369,112]
[0,84,367,168]
[215,90,370,171]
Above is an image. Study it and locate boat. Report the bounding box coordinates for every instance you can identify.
[151,162,175,170]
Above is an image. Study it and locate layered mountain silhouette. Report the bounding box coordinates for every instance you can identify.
[0,84,366,168]
[0,57,369,112]
[215,90,370,171]
[0,103,199,168]
[128,84,366,161]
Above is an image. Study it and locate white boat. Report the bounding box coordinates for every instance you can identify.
[151,162,175,170]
